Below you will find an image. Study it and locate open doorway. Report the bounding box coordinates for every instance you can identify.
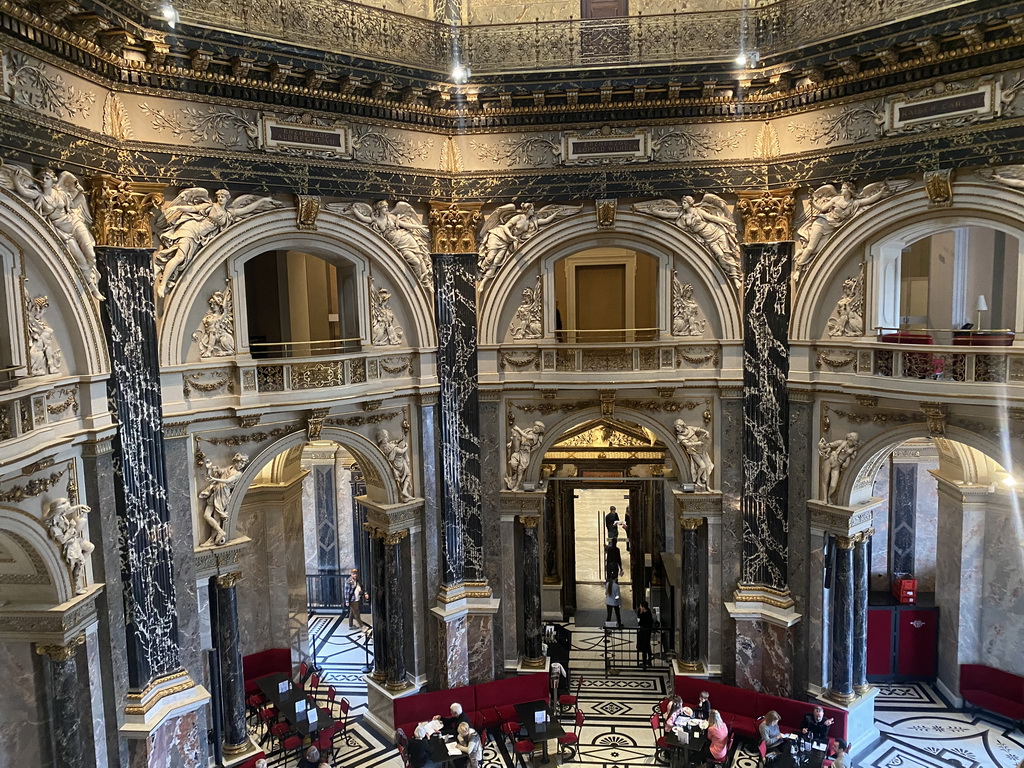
[573,487,632,626]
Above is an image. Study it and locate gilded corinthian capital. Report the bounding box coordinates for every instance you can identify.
[736,189,795,244]
[89,176,164,249]
[429,202,482,253]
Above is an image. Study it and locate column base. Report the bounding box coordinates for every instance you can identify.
[120,671,210,737]
[816,686,879,755]
[431,585,500,687]
[363,674,423,737]
[823,688,857,705]
[673,659,708,676]
[222,738,261,766]
[517,656,549,674]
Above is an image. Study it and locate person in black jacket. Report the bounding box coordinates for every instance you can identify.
[696,690,711,720]
[800,706,834,745]
[440,703,471,735]
[604,541,623,582]
[636,600,654,667]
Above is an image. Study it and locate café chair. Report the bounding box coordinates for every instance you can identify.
[337,696,355,746]
[316,723,339,756]
[396,743,412,768]
[237,751,268,768]
[708,730,734,767]
[653,697,670,717]
[269,720,293,746]
[502,722,535,768]
[559,676,584,714]
[280,734,304,765]
[558,710,585,761]
[648,713,672,764]
[257,706,280,744]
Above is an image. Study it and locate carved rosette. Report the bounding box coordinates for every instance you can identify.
[89,176,164,248]
[737,189,796,243]
[429,202,482,253]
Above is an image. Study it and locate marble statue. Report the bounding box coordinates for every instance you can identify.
[826,273,864,337]
[192,283,235,357]
[671,271,707,336]
[198,452,249,547]
[377,424,413,501]
[633,195,742,288]
[818,432,860,503]
[674,418,713,491]
[980,165,1024,189]
[508,275,543,340]
[794,181,909,280]
[478,202,581,282]
[44,497,94,595]
[25,294,63,375]
[369,278,404,346]
[0,162,103,300]
[328,201,433,291]
[153,188,283,299]
[505,418,546,491]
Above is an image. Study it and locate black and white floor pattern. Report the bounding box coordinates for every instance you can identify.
[294,616,1024,768]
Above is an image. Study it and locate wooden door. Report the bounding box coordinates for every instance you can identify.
[896,607,939,680]
[582,0,627,18]
[575,264,625,342]
[867,607,894,679]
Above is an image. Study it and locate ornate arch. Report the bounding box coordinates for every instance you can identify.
[0,193,108,375]
[839,423,1016,506]
[158,208,437,366]
[478,212,743,345]
[515,404,701,491]
[0,505,73,605]
[792,182,1024,340]
[218,424,409,544]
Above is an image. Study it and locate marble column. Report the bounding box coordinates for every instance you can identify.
[215,572,248,756]
[367,526,388,683]
[853,530,872,694]
[680,518,703,671]
[383,531,410,690]
[828,535,856,703]
[520,515,544,667]
[37,637,87,768]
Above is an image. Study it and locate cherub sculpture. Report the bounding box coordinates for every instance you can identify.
[25,294,63,374]
[328,201,433,291]
[369,278,405,346]
[198,453,249,547]
[505,418,546,491]
[478,202,582,282]
[193,283,235,357]
[508,275,543,340]
[0,162,103,300]
[153,188,283,299]
[45,497,94,595]
[633,195,742,288]
[794,180,910,280]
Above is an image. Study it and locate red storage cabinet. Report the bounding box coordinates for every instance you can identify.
[867,593,938,683]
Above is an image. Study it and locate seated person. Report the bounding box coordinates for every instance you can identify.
[704,710,729,763]
[759,710,785,756]
[455,721,483,768]
[696,690,711,720]
[408,723,443,768]
[441,702,471,735]
[297,746,321,768]
[418,718,444,738]
[830,738,850,768]
[800,706,834,747]
[664,695,692,729]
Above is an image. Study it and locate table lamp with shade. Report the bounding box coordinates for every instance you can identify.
[975,295,988,329]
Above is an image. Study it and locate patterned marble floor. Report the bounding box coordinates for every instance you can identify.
[267,615,1024,768]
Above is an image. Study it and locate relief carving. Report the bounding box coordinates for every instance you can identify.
[44,498,94,595]
[508,276,543,341]
[9,53,94,120]
[370,278,405,346]
[192,282,235,358]
[670,271,707,337]
[25,294,63,375]
[825,270,864,337]
[477,202,581,282]
[633,195,741,289]
[153,187,283,299]
[198,453,248,547]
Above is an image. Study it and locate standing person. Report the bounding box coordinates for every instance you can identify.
[605,577,622,627]
[636,600,654,668]
[604,541,623,582]
[623,507,631,552]
[605,505,622,542]
[344,569,363,628]
[705,710,729,763]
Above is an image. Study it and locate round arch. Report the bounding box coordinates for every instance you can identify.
[792,182,1024,340]
[158,208,438,366]
[0,194,108,375]
[217,424,408,545]
[520,405,698,491]
[0,505,73,605]
[478,212,743,345]
[837,423,1017,506]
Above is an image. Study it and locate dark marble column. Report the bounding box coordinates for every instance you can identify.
[432,252,484,587]
[520,515,544,666]
[96,247,182,689]
[853,529,873,694]
[37,638,87,768]
[214,572,248,756]
[890,463,917,577]
[828,535,856,702]
[383,531,410,690]
[367,526,388,683]
[679,518,703,671]
[739,242,792,594]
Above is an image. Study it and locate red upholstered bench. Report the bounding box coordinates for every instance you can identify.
[960,664,1024,724]
[243,648,291,694]
[394,687,478,739]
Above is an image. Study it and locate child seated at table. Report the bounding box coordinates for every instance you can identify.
[455,721,483,768]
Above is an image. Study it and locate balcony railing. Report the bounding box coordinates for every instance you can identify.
[491,338,723,375]
[175,0,973,74]
[249,338,363,359]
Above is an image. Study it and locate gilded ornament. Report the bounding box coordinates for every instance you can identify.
[924,169,954,208]
[736,189,795,244]
[596,198,617,227]
[919,402,947,437]
[429,202,482,253]
[35,634,85,661]
[295,195,321,230]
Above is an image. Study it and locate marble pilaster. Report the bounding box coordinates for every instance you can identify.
[788,395,813,695]
[214,573,249,756]
[37,637,87,768]
[890,462,917,577]
[520,515,544,667]
[679,518,703,671]
[368,528,388,682]
[853,530,871,693]
[827,536,855,703]
[383,531,410,690]
[336,460,356,570]
[477,396,504,678]
[718,394,744,685]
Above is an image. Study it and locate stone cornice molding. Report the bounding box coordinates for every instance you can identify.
[0,582,102,644]
[808,498,881,537]
[193,535,251,579]
[499,490,546,517]
[673,490,723,521]
[359,497,424,534]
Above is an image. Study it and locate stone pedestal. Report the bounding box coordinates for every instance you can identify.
[817,687,879,756]
[362,675,422,738]
[725,597,801,697]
